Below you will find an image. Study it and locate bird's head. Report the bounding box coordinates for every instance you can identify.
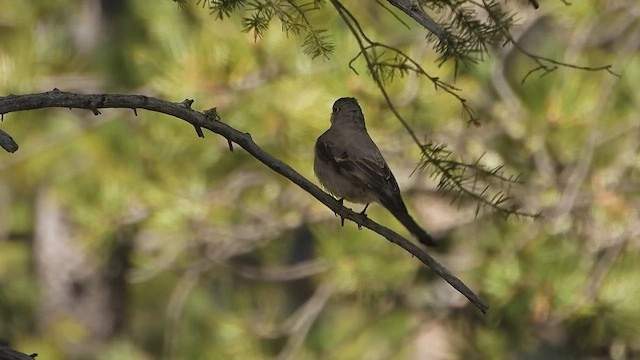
[330,97,366,129]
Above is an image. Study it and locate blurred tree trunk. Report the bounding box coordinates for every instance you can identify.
[33,187,132,357]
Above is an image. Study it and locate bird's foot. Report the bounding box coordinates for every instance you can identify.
[333,198,344,217]
[332,198,346,227]
[356,203,370,230]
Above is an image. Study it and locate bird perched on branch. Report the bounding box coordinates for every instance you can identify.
[314,97,435,246]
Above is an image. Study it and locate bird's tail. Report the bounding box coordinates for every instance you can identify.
[380,197,435,246]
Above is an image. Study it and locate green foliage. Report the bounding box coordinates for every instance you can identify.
[424,0,518,67]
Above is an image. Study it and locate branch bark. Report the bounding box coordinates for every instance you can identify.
[0,128,19,153]
[0,89,489,313]
[385,0,445,39]
[0,346,36,360]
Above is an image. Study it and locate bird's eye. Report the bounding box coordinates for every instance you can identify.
[332,105,339,113]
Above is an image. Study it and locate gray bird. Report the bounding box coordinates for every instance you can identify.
[314,97,435,246]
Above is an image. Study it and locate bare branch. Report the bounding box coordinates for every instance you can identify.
[0,346,37,360]
[386,0,446,38]
[0,128,19,153]
[0,90,489,313]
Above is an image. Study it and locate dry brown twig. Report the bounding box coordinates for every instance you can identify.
[0,90,489,313]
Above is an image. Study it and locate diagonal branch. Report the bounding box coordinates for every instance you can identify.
[0,89,488,313]
[385,0,446,39]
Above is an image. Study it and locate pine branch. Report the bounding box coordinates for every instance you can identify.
[417,143,538,218]
[332,0,533,217]
[204,0,249,19]
[205,0,334,59]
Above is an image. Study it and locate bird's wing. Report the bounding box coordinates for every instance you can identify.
[344,145,410,215]
[342,153,390,189]
[318,132,398,193]
[315,132,343,166]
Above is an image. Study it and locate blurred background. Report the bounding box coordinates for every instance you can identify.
[1,0,639,359]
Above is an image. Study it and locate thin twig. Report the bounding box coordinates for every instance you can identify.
[375,0,411,30]
[473,0,618,82]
